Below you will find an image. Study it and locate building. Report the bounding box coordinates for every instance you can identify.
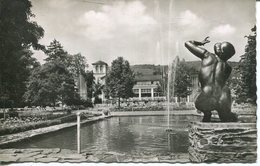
[132,75,163,100]
[92,60,108,84]
[92,60,108,102]
[131,64,165,100]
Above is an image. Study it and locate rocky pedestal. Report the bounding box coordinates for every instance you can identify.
[188,122,257,163]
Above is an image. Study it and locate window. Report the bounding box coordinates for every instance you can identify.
[100,65,103,73]
[141,89,151,93]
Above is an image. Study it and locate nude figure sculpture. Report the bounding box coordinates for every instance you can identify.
[185,37,237,122]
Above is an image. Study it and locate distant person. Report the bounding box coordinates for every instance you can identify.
[185,37,237,122]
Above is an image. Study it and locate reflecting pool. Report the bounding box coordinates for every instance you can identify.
[9,115,201,154]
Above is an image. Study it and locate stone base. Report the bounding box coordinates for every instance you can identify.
[188,122,257,163]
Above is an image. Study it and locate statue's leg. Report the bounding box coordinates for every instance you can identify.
[195,92,216,122]
[202,111,212,122]
[217,87,237,122]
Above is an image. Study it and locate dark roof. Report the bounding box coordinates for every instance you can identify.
[92,60,108,65]
[135,74,162,82]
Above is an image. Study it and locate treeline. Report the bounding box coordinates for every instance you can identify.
[0,0,94,108]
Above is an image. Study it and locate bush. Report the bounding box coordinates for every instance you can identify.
[81,99,93,108]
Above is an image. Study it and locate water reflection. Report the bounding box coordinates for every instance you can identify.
[8,115,200,154]
[167,131,188,153]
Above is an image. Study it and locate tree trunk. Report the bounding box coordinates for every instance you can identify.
[118,97,120,108]
[53,99,56,107]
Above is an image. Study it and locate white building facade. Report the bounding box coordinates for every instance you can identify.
[132,75,163,100]
[92,60,108,102]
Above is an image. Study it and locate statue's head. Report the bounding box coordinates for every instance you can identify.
[214,42,235,61]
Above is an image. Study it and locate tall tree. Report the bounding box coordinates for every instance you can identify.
[24,40,81,106]
[45,39,68,63]
[67,53,88,77]
[174,61,193,101]
[105,57,135,107]
[0,0,44,107]
[24,61,77,106]
[93,82,103,104]
[234,26,256,104]
[168,58,192,102]
[83,71,95,99]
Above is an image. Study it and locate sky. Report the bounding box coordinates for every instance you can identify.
[30,0,256,67]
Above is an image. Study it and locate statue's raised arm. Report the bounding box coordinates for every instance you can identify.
[185,37,210,59]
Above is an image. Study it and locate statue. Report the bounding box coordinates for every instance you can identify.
[185,37,237,122]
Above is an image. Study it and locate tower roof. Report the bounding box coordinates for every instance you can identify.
[92,60,108,66]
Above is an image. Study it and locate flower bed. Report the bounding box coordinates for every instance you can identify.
[0,112,94,136]
[112,104,195,112]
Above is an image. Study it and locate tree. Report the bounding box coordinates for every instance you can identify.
[67,53,88,77]
[83,71,95,99]
[24,40,83,106]
[45,39,69,63]
[105,57,135,107]
[234,26,256,104]
[0,0,44,107]
[93,82,103,104]
[168,57,192,102]
[24,61,77,106]
[154,82,163,97]
[174,61,193,101]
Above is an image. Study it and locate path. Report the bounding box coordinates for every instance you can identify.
[0,148,189,163]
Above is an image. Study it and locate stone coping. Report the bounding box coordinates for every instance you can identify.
[189,121,256,129]
[0,148,189,163]
[110,109,200,117]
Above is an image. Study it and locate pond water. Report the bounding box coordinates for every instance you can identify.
[9,115,201,155]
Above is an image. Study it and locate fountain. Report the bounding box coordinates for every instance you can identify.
[159,1,256,160]
[163,0,184,153]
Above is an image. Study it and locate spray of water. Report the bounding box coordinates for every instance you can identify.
[167,0,174,129]
[155,0,177,129]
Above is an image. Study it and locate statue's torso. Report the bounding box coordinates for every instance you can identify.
[198,52,231,97]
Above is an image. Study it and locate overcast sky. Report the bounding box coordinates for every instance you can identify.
[31,0,256,67]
